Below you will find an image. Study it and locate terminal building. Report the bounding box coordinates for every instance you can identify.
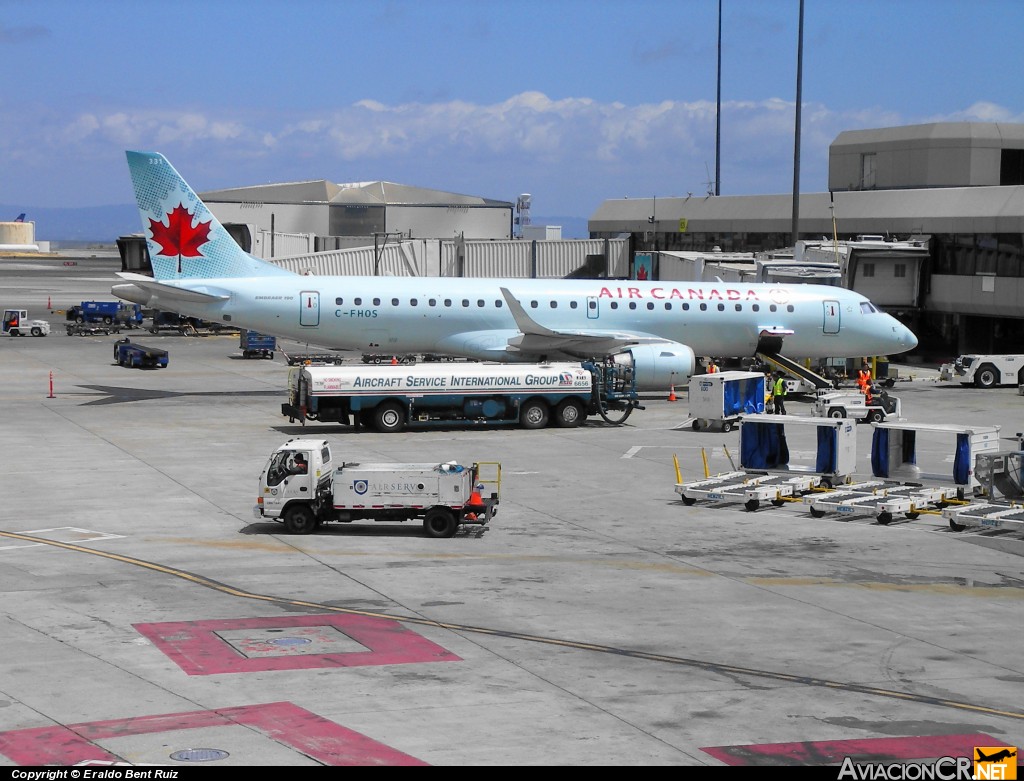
[589,122,1024,358]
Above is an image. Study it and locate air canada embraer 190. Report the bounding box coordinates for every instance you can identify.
[114,151,918,390]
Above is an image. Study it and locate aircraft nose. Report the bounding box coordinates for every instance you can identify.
[892,319,918,351]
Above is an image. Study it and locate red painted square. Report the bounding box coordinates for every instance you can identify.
[0,702,426,766]
[702,733,1001,766]
[133,614,461,675]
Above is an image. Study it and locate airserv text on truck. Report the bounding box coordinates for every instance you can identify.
[254,438,501,537]
[281,360,641,432]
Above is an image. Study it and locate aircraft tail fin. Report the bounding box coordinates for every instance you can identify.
[125,151,293,281]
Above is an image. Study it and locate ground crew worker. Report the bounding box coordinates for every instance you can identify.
[707,357,718,374]
[857,362,873,405]
[771,371,788,415]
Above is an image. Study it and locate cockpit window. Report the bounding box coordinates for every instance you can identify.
[860,302,880,314]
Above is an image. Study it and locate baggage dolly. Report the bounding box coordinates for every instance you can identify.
[942,503,1024,532]
[802,481,889,518]
[676,471,822,511]
[874,485,962,525]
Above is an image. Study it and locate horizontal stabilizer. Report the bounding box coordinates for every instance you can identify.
[114,272,231,304]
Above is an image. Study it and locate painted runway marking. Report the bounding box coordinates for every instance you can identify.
[2,528,1023,723]
[0,702,426,766]
[702,733,999,766]
[135,614,461,675]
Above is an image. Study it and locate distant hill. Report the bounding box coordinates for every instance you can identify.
[1,204,592,243]
[0,203,139,243]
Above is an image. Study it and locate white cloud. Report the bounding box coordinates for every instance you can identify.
[5,91,1013,212]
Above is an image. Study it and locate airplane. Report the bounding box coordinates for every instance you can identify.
[976,749,1016,763]
[113,151,918,391]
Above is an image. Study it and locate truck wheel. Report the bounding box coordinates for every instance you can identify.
[721,421,733,433]
[103,317,112,325]
[423,508,458,538]
[76,316,85,324]
[867,409,884,423]
[948,518,966,532]
[373,401,406,433]
[519,399,549,429]
[828,407,846,418]
[284,504,317,534]
[974,365,998,388]
[31,327,42,336]
[554,399,584,428]
[876,512,893,525]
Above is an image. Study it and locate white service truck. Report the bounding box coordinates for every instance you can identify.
[254,438,500,538]
[940,354,1024,388]
[811,387,901,423]
[2,309,50,337]
[282,360,641,432]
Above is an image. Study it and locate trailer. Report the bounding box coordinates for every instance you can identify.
[939,354,1024,388]
[66,321,121,336]
[3,309,50,337]
[113,338,169,369]
[675,470,823,512]
[803,482,961,524]
[282,349,345,366]
[684,370,766,432]
[239,330,277,359]
[282,359,641,432]
[942,502,1024,532]
[253,437,501,537]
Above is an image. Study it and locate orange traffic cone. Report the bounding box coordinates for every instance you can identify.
[668,384,677,402]
[390,355,398,365]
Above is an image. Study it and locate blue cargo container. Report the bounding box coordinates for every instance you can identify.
[240,330,277,359]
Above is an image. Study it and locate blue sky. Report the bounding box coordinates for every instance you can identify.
[2,0,1023,233]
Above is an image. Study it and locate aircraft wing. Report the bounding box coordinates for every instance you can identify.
[113,272,232,305]
[498,287,671,357]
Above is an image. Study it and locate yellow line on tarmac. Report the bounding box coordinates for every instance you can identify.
[2,529,1023,723]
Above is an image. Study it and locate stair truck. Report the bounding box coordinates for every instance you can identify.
[281,359,641,432]
[254,437,501,537]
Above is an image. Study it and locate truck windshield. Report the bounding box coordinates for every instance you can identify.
[267,451,296,486]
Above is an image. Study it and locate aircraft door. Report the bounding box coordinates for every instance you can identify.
[823,299,840,335]
[586,296,600,320]
[300,291,320,327]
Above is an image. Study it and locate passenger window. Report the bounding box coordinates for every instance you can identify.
[550,301,557,308]
[444,299,452,307]
[611,302,619,309]
[354,297,362,305]
[495,300,503,308]
[335,297,343,305]
[477,299,485,307]
[391,298,399,306]
[647,303,654,310]
[735,304,742,311]
[571,301,578,309]
[629,302,637,310]
[530,301,538,308]
[428,299,436,306]
[787,305,794,312]
[769,304,777,312]
[588,300,597,310]
[462,299,470,307]
[682,303,690,311]
[717,303,725,311]
[373,298,381,306]
[700,303,708,311]
[664,303,672,310]
[410,299,418,307]
[752,304,759,312]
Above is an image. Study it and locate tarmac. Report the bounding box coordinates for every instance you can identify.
[0,251,1022,768]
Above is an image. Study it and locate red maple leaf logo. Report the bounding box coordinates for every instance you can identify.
[149,203,212,273]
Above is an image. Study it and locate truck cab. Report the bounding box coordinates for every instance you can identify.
[3,309,50,337]
[256,438,332,531]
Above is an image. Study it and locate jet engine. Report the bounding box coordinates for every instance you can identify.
[611,342,696,392]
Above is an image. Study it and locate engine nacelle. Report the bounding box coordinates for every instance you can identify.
[612,342,696,391]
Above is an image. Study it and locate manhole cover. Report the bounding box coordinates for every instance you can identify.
[268,636,313,647]
[170,748,230,762]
